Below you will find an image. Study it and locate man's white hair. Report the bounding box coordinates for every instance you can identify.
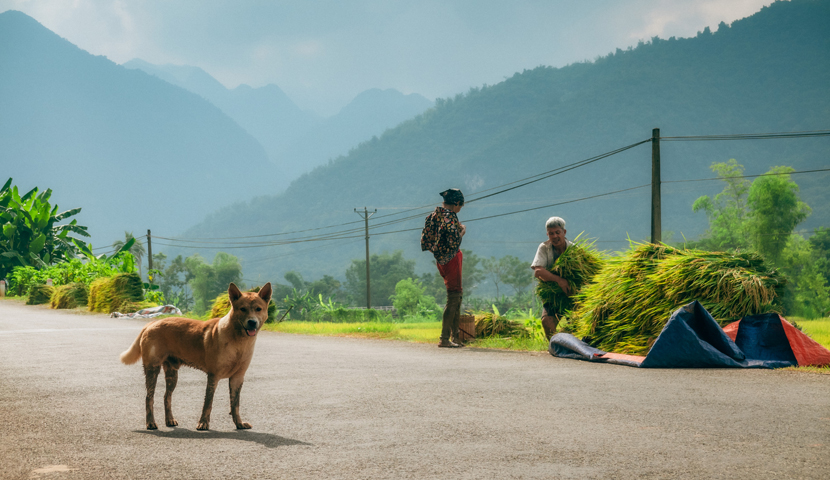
[545,216,566,230]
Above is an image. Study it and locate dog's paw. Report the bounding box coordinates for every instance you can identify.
[196,422,210,431]
[146,422,158,430]
[235,422,252,430]
[166,418,178,427]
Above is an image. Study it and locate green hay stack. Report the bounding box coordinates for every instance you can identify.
[209,286,277,322]
[566,243,785,355]
[474,308,527,338]
[26,284,54,305]
[534,238,605,315]
[88,273,150,313]
[50,283,89,309]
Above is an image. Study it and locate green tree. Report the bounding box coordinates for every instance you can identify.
[391,278,441,319]
[691,160,751,251]
[112,232,146,281]
[345,250,415,306]
[481,256,509,298]
[809,227,830,287]
[391,278,426,316]
[501,255,533,295]
[779,235,830,319]
[185,252,243,314]
[746,166,811,265]
[0,178,89,279]
[461,249,485,294]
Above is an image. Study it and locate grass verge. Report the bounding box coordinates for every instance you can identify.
[263,321,442,344]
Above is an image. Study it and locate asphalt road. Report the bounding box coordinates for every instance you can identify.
[1,299,828,480]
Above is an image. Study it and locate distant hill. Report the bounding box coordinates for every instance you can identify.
[177,0,830,285]
[0,10,279,244]
[123,60,433,188]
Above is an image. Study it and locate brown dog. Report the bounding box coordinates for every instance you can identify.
[120,282,272,430]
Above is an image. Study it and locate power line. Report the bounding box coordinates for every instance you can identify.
[660,130,830,141]
[142,130,829,250]
[151,138,652,242]
[663,167,830,184]
[370,184,652,237]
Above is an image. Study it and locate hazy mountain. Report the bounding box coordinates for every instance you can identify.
[0,10,282,245]
[123,60,433,187]
[278,88,434,181]
[176,0,830,284]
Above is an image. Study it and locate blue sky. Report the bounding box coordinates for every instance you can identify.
[1,0,773,115]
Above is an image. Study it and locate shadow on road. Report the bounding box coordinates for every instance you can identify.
[134,428,311,448]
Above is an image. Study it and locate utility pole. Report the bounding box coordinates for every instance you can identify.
[354,207,376,309]
[651,128,662,244]
[146,229,153,279]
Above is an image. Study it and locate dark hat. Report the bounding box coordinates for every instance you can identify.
[440,188,464,206]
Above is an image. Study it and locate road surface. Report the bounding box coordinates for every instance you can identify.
[1,299,828,479]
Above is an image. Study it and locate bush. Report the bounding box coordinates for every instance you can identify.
[26,284,54,305]
[50,282,89,309]
[8,253,133,298]
[391,278,441,320]
[88,273,150,313]
[209,286,277,322]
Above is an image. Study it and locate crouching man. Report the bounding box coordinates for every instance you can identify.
[531,216,573,339]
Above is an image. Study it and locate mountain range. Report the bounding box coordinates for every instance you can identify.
[0,10,433,244]
[123,59,433,187]
[176,0,830,284]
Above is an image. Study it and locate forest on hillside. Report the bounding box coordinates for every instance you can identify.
[176,0,830,284]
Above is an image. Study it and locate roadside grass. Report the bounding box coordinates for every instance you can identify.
[264,320,442,343]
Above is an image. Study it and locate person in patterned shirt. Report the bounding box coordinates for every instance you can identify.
[421,188,466,348]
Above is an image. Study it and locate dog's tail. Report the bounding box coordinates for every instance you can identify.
[120,333,142,365]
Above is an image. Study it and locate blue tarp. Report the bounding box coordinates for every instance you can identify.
[549,301,799,369]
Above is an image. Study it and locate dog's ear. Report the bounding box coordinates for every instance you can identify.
[258,282,272,303]
[228,283,243,303]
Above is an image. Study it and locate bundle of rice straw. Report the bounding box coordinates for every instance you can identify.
[534,236,605,315]
[566,243,784,355]
[26,284,54,305]
[474,306,527,338]
[50,282,89,309]
[88,273,150,313]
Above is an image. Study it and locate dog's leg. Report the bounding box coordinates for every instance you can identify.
[143,364,161,430]
[196,373,218,430]
[229,374,251,429]
[162,360,180,427]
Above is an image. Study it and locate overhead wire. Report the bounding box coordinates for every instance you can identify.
[144,130,829,252]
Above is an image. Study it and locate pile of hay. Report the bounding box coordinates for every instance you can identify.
[50,283,89,309]
[26,284,54,305]
[565,243,785,355]
[209,286,277,322]
[534,237,605,315]
[88,273,150,313]
[474,308,527,338]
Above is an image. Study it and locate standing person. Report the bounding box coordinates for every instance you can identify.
[531,216,573,339]
[421,188,466,348]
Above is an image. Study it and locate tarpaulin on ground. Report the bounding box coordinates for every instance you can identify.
[549,300,830,368]
[110,305,182,319]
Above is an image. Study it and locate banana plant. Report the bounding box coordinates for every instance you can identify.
[0,178,90,278]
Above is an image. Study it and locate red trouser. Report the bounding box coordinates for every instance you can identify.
[436,250,463,292]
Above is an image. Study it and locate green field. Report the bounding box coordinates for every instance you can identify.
[788,317,830,349]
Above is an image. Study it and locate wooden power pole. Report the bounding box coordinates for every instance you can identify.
[147,229,153,276]
[354,207,376,308]
[651,128,662,244]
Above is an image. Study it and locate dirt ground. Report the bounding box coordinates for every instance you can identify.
[1,300,828,479]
